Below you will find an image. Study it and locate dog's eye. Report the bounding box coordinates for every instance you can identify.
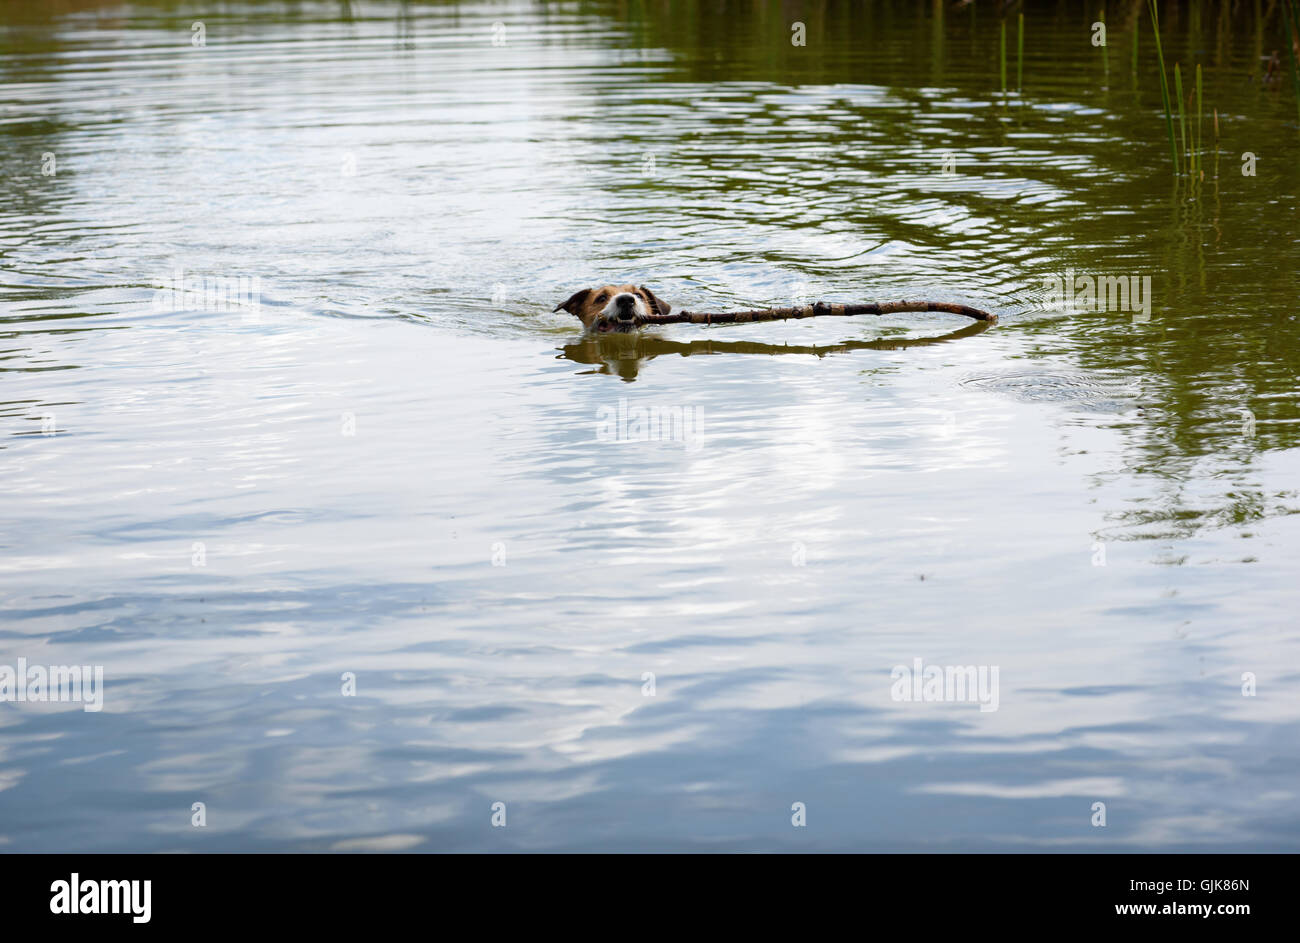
[595,292,607,302]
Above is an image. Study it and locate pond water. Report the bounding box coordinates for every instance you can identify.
[1,0,1298,851]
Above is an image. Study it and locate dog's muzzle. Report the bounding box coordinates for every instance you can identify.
[613,294,638,322]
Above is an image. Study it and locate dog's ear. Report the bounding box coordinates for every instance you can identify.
[554,288,592,316]
[639,285,671,318]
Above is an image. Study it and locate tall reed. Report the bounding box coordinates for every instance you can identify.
[1017,14,1024,90]
[1148,0,1179,173]
[1000,19,1007,92]
[1195,64,1203,179]
[1131,15,1138,76]
[1100,7,1108,82]
[1174,63,1187,171]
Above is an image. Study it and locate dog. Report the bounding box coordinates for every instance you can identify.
[554,284,671,333]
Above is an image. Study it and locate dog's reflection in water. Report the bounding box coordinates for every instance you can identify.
[558,320,993,380]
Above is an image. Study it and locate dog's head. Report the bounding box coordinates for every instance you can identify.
[554,284,672,332]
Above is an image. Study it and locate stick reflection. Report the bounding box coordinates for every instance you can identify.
[558,320,994,380]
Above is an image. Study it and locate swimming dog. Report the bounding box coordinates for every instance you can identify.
[554,284,671,333]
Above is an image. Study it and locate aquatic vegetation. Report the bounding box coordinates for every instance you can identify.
[1017,12,1024,90]
[1196,63,1203,179]
[1148,0,1180,174]
[1175,63,1187,172]
[1000,17,1007,92]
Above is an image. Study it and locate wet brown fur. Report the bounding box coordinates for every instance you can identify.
[553,284,672,331]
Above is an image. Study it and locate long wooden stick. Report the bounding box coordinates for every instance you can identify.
[635,300,996,326]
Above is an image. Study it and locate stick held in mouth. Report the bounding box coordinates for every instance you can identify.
[634,300,996,326]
